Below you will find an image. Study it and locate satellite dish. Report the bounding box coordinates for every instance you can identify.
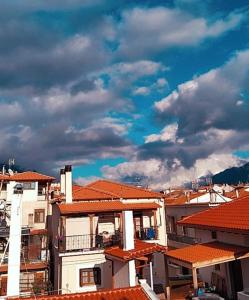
[8,169,14,176]
[0,201,5,210]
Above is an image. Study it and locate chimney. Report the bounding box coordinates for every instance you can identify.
[65,165,72,203]
[122,210,135,250]
[236,188,239,199]
[60,168,66,195]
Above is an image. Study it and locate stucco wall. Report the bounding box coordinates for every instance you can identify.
[113,260,130,288]
[61,253,110,293]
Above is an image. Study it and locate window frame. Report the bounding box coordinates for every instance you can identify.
[34,209,45,223]
[79,268,101,287]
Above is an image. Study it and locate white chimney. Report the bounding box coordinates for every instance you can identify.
[122,210,134,250]
[60,168,66,195]
[7,183,23,297]
[236,188,239,198]
[65,165,72,203]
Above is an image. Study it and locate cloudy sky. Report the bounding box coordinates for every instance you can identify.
[1,0,249,188]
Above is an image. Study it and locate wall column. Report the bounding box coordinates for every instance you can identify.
[164,256,171,300]
[192,267,198,293]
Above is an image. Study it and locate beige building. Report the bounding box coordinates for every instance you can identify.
[0,171,54,296]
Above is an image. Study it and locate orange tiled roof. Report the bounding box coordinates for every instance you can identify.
[0,262,47,273]
[86,179,163,199]
[166,241,249,268]
[178,195,249,232]
[8,171,55,182]
[58,201,161,215]
[18,286,149,300]
[105,240,167,261]
[165,191,205,205]
[73,186,119,201]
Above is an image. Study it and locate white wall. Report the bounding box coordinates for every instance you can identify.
[61,253,110,293]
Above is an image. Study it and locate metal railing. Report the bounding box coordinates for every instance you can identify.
[167,232,200,245]
[135,226,159,240]
[58,231,122,252]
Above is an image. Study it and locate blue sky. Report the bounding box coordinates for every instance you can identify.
[0,0,249,188]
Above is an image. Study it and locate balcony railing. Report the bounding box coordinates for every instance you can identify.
[167,232,200,245]
[135,226,159,240]
[58,231,122,253]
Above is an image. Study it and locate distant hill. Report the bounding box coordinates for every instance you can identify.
[212,162,249,185]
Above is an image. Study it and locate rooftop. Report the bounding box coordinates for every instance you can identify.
[178,195,249,233]
[166,241,249,268]
[86,179,163,199]
[105,240,167,261]
[18,285,150,300]
[58,201,161,215]
[0,171,55,182]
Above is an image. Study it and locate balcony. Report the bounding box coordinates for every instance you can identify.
[135,226,159,241]
[58,231,122,253]
[167,232,200,245]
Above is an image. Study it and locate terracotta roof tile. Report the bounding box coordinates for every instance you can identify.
[8,171,54,182]
[165,192,205,205]
[73,186,119,201]
[178,195,249,232]
[166,241,249,267]
[105,240,167,261]
[86,180,163,199]
[18,286,149,300]
[58,201,161,215]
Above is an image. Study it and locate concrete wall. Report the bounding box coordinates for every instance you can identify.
[241,258,249,290]
[113,260,130,288]
[61,253,111,293]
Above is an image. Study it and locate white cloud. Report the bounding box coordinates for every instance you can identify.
[118,7,244,57]
[133,86,150,96]
[102,153,242,189]
[145,123,180,143]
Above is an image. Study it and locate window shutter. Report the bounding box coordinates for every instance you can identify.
[93,268,101,285]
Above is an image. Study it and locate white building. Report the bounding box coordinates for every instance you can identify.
[51,166,167,295]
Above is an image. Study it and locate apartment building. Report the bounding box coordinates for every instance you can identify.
[0,171,54,296]
[50,166,167,295]
[166,194,249,299]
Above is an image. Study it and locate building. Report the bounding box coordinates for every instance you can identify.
[0,170,54,296]
[50,166,167,295]
[166,194,249,299]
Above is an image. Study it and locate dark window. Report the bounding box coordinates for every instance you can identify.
[34,209,45,223]
[211,231,217,239]
[23,182,36,190]
[79,268,101,286]
[215,264,220,271]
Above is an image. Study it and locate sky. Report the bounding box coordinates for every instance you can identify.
[1,0,249,188]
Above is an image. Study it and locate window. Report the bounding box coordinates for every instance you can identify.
[211,231,217,239]
[79,268,101,286]
[214,264,220,271]
[23,182,36,190]
[34,209,45,223]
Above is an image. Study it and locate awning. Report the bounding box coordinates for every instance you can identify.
[58,201,161,215]
[166,241,249,269]
[105,240,167,262]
